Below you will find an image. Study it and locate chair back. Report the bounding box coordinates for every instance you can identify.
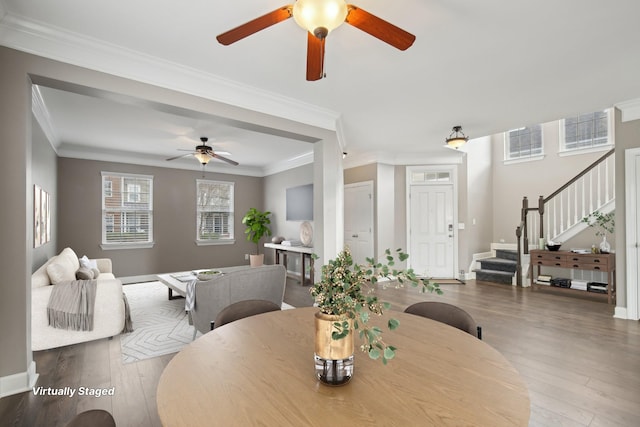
[191,264,286,334]
[65,409,116,427]
[214,299,281,329]
[404,301,480,339]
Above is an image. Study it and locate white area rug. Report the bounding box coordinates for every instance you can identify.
[121,281,193,364]
[121,281,296,364]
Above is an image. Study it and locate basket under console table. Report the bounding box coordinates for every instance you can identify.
[529,249,616,304]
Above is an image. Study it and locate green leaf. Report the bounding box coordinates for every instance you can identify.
[384,347,396,360]
[388,318,400,330]
[369,348,381,360]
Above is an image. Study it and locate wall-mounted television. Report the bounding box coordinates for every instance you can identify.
[286,183,313,221]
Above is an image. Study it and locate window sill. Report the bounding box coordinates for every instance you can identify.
[100,242,155,250]
[195,239,236,246]
[558,144,614,157]
[503,154,545,165]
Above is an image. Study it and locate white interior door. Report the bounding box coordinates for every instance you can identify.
[409,184,455,278]
[344,182,374,265]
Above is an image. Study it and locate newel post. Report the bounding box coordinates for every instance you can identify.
[521,197,529,252]
[538,195,544,240]
[515,225,522,287]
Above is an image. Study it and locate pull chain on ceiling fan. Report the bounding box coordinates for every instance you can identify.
[216,0,415,81]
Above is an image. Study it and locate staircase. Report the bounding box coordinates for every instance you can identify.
[475,249,518,285]
[514,148,615,286]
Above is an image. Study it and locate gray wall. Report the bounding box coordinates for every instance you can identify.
[57,157,263,276]
[31,116,58,271]
[0,46,32,384]
[491,120,610,244]
[462,136,494,268]
[263,163,314,265]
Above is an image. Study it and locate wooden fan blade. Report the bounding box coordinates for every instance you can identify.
[345,6,415,51]
[166,153,194,161]
[306,33,325,81]
[212,153,239,166]
[216,6,293,45]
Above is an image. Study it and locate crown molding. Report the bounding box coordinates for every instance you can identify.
[0,13,340,131]
[31,85,59,152]
[343,149,464,170]
[262,151,314,177]
[616,98,640,123]
[57,143,266,177]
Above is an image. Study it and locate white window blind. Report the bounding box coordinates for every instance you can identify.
[505,125,543,160]
[102,172,153,245]
[197,180,234,242]
[562,109,611,151]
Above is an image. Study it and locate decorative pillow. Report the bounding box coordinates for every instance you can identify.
[79,255,98,270]
[47,261,76,285]
[75,267,94,280]
[91,267,101,278]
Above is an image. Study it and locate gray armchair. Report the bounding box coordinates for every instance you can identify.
[191,264,286,336]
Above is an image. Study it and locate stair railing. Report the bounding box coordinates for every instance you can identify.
[515,148,615,287]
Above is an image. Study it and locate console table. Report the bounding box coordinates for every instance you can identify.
[264,243,315,286]
[529,249,616,304]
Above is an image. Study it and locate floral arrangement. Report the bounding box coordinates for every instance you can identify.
[310,247,442,364]
[582,211,615,237]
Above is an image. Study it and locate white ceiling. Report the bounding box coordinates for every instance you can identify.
[2,0,640,175]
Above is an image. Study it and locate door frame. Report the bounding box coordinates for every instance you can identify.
[623,147,640,320]
[406,165,459,278]
[344,181,374,263]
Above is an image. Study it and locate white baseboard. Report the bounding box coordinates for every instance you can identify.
[120,274,159,284]
[0,361,38,398]
[614,306,631,320]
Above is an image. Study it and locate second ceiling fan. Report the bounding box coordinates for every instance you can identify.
[216,0,416,81]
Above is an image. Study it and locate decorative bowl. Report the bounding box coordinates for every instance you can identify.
[197,270,221,280]
[546,244,562,251]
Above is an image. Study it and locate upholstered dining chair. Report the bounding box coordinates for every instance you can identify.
[213,299,281,329]
[404,301,482,339]
[65,409,116,427]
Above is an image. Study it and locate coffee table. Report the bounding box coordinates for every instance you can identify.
[156,266,252,300]
[156,272,193,300]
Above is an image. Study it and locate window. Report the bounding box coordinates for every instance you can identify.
[561,109,612,152]
[505,125,543,160]
[197,180,234,243]
[101,172,153,247]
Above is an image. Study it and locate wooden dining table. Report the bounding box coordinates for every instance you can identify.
[157,307,530,426]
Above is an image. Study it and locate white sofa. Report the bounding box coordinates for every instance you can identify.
[31,247,126,351]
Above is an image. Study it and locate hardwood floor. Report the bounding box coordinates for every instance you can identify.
[1,279,639,426]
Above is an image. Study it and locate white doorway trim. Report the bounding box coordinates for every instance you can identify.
[406,165,459,278]
[623,147,640,320]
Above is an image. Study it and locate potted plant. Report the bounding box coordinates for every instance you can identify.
[242,208,272,266]
[310,247,442,385]
[582,211,615,253]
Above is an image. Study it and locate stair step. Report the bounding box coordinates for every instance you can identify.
[479,257,517,273]
[475,269,514,285]
[495,249,518,261]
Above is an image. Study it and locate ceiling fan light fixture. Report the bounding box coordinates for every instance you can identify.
[445,126,469,149]
[293,0,348,37]
[194,151,211,165]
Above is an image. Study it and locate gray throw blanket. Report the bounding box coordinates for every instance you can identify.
[47,279,97,331]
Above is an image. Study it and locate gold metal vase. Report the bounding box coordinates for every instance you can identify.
[314,311,354,386]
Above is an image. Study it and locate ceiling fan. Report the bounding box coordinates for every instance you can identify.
[216,0,415,81]
[166,137,239,166]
